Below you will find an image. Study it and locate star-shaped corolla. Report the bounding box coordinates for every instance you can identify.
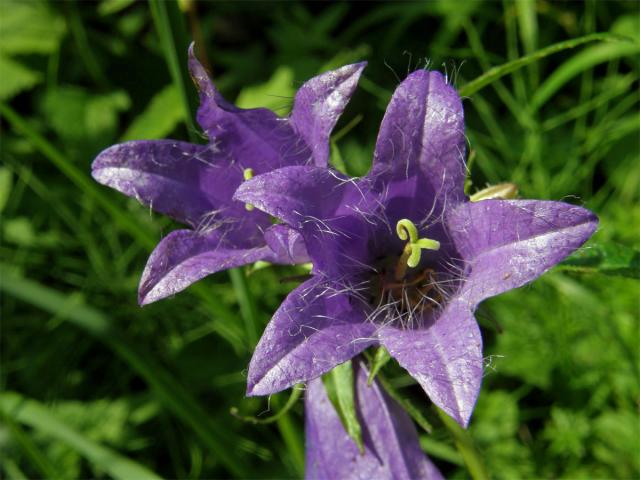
[92,45,365,305]
[235,68,598,426]
[305,359,443,480]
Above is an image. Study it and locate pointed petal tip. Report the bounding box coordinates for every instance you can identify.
[91,144,118,173]
[137,286,155,307]
[340,60,367,75]
[245,375,274,397]
[137,273,166,307]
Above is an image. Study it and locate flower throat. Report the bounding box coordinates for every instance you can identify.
[369,219,444,327]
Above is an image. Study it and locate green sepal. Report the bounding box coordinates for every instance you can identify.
[322,360,364,453]
[558,243,639,279]
[367,346,391,385]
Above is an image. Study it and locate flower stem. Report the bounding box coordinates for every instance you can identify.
[228,268,259,347]
[148,0,198,142]
[435,407,490,480]
[272,395,305,477]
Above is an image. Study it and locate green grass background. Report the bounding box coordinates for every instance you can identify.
[1,1,638,478]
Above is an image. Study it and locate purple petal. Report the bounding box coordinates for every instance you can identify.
[235,166,379,276]
[92,140,241,227]
[139,229,271,305]
[247,278,377,396]
[447,199,599,304]
[264,224,310,264]
[305,359,443,480]
[234,165,353,227]
[371,69,466,216]
[379,299,483,427]
[290,62,366,166]
[188,45,312,171]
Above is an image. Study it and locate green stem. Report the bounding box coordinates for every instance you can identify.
[0,103,246,352]
[0,408,62,480]
[67,2,107,89]
[228,268,259,347]
[148,0,198,141]
[459,32,628,97]
[272,395,305,477]
[0,266,250,478]
[230,387,302,425]
[435,407,490,480]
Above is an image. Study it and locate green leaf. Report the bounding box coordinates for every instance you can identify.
[374,373,433,434]
[148,0,197,141]
[322,360,364,453]
[543,407,590,459]
[435,406,490,480]
[98,0,137,16]
[122,85,184,141]
[558,243,640,278]
[0,265,250,477]
[0,392,161,480]
[235,66,295,112]
[0,103,245,352]
[367,345,391,385]
[459,33,631,98]
[41,87,130,149]
[0,167,12,213]
[0,55,41,101]
[0,0,66,55]
[0,408,62,479]
[529,40,640,113]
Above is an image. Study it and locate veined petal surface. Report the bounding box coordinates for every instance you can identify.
[305,360,443,480]
[291,62,367,166]
[447,199,599,304]
[92,140,240,228]
[264,224,310,265]
[379,299,483,427]
[139,228,271,305]
[371,70,467,218]
[247,278,377,396]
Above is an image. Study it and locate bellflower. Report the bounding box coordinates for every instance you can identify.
[92,45,365,304]
[305,359,443,480]
[235,68,599,426]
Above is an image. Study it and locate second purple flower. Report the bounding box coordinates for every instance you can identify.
[92,45,365,305]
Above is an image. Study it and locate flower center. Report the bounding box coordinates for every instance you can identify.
[367,220,447,328]
[394,219,440,280]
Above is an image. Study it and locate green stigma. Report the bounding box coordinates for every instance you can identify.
[395,219,440,278]
[243,168,255,211]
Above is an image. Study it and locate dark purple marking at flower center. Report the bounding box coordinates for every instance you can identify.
[365,250,458,330]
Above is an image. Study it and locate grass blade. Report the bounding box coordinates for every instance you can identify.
[0,409,62,479]
[529,40,640,112]
[0,264,250,477]
[1,392,161,480]
[228,267,259,347]
[435,406,489,480]
[0,102,245,351]
[148,0,197,141]
[0,102,153,248]
[460,33,630,97]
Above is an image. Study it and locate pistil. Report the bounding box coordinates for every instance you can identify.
[394,219,440,280]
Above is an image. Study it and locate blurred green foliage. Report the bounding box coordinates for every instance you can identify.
[1,1,638,478]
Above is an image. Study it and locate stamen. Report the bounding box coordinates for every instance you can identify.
[394,219,440,279]
[243,168,255,181]
[243,168,255,211]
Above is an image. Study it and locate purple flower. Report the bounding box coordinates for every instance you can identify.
[91,45,365,305]
[306,359,443,480]
[235,69,598,426]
